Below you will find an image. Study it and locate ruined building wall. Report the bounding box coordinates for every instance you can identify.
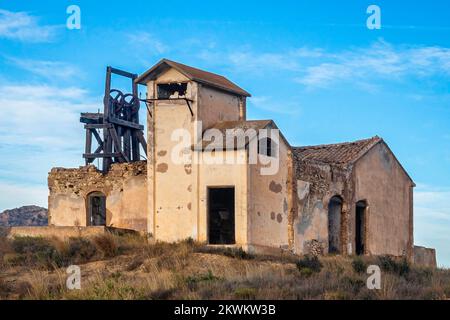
[352,143,413,258]
[48,161,147,232]
[148,71,197,242]
[293,161,352,255]
[146,67,246,243]
[248,139,291,252]
[197,149,249,246]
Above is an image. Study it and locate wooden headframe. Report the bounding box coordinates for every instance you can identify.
[80,67,147,172]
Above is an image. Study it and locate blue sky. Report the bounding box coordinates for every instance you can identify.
[0,1,449,266]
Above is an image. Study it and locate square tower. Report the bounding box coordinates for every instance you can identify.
[135,59,250,241]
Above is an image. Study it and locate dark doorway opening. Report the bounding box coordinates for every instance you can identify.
[328,196,343,254]
[87,192,106,226]
[355,201,367,255]
[208,187,235,244]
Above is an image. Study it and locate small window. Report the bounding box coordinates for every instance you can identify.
[157,83,187,99]
[258,137,277,157]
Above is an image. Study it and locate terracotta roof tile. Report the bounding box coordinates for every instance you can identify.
[136,59,251,97]
[293,136,382,165]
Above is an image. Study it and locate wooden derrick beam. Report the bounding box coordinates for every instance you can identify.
[85,129,92,165]
[136,130,147,156]
[81,66,146,172]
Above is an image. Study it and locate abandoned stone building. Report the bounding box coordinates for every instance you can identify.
[33,58,434,262]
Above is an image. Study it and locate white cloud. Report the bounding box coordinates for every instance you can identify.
[193,39,450,89]
[199,46,323,74]
[248,96,301,115]
[0,9,59,42]
[127,31,169,55]
[0,183,48,211]
[0,84,97,149]
[7,57,80,80]
[296,41,450,88]
[414,184,450,267]
[0,83,100,205]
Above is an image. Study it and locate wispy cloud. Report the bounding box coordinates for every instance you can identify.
[0,9,59,42]
[125,31,169,66]
[0,84,96,149]
[249,96,301,115]
[296,41,450,88]
[0,83,99,203]
[199,46,324,74]
[6,57,80,80]
[0,183,48,211]
[190,37,450,90]
[414,184,450,267]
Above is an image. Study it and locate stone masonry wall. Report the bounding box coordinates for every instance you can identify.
[48,161,148,232]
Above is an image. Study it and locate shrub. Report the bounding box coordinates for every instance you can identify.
[324,290,349,300]
[298,267,314,278]
[185,270,220,288]
[340,275,366,294]
[352,257,367,274]
[234,287,257,299]
[10,237,66,268]
[222,247,254,260]
[378,255,410,276]
[406,267,433,285]
[93,234,119,258]
[296,255,323,274]
[67,237,97,263]
[195,246,254,260]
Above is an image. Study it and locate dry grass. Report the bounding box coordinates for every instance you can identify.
[0,233,449,300]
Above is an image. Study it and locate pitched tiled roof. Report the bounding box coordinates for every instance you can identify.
[293,136,382,165]
[136,59,251,97]
[195,120,272,150]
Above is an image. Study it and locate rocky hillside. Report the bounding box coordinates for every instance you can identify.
[0,206,48,227]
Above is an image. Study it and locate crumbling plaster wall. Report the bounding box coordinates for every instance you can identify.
[293,161,352,255]
[146,68,197,241]
[198,149,249,246]
[248,138,291,252]
[48,161,147,232]
[413,246,437,268]
[146,67,245,243]
[198,85,242,129]
[352,142,413,258]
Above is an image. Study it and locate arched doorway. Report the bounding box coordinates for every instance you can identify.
[87,192,106,226]
[328,196,343,254]
[355,200,367,255]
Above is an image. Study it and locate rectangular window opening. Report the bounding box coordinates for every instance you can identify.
[157,82,187,99]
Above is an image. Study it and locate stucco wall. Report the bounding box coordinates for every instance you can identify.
[48,161,147,232]
[146,68,197,242]
[146,67,245,243]
[248,139,291,251]
[197,149,249,246]
[198,85,241,130]
[352,142,413,258]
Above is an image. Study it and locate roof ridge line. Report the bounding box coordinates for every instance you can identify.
[293,136,381,150]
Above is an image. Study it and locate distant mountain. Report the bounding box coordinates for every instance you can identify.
[0,205,48,227]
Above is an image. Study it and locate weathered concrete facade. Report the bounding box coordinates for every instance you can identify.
[44,59,430,262]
